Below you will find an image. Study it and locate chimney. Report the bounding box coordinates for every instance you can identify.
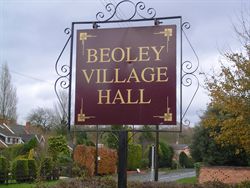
[25,122,31,133]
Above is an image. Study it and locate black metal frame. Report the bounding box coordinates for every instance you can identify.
[54,3,199,132]
[54,0,199,187]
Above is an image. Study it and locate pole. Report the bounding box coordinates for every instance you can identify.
[150,145,155,181]
[154,125,159,181]
[95,125,99,176]
[118,131,128,188]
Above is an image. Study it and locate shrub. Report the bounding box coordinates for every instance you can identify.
[0,156,8,183]
[22,138,38,154]
[141,158,149,169]
[171,160,178,169]
[14,159,29,183]
[179,151,194,168]
[186,157,194,168]
[71,163,87,177]
[74,145,95,176]
[194,162,202,177]
[98,147,117,175]
[159,142,174,168]
[57,152,73,177]
[40,157,53,180]
[238,181,250,188]
[52,166,59,180]
[48,136,70,162]
[128,143,142,170]
[202,181,230,188]
[74,145,117,176]
[28,159,37,181]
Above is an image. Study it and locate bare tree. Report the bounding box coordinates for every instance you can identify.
[54,90,68,126]
[27,91,68,134]
[27,107,55,131]
[0,63,17,121]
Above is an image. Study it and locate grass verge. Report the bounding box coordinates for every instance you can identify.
[0,180,58,188]
[176,176,197,184]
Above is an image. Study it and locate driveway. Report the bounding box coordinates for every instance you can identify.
[127,169,195,182]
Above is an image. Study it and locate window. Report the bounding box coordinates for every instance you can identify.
[7,137,11,144]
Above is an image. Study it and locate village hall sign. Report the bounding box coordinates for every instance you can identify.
[75,25,176,125]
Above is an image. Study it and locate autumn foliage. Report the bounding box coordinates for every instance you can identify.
[203,19,250,154]
[98,147,117,175]
[73,145,117,176]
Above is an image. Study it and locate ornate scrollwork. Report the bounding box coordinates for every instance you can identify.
[182,22,190,30]
[54,28,71,116]
[96,0,156,22]
[181,23,200,125]
[182,119,190,127]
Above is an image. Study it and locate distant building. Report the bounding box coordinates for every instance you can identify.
[171,143,190,161]
[0,122,45,149]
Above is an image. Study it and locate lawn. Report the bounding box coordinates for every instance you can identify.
[176,176,197,184]
[0,181,58,188]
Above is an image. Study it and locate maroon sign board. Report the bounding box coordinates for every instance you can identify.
[74,25,176,125]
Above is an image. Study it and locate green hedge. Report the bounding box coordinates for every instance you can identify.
[40,157,53,180]
[159,142,174,168]
[12,159,37,182]
[14,159,29,183]
[0,156,8,183]
[128,144,142,170]
[28,159,37,181]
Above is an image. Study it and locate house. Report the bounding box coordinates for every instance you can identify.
[0,122,45,149]
[0,123,22,148]
[171,143,190,161]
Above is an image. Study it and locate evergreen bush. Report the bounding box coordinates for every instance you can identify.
[179,151,194,168]
[14,159,29,183]
[28,159,37,181]
[0,156,8,183]
[159,142,174,168]
[171,160,178,169]
[194,162,202,177]
[40,157,53,180]
[128,144,142,170]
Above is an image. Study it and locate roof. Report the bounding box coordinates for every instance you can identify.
[0,124,15,137]
[0,123,43,143]
[0,139,8,148]
[20,134,36,143]
[171,144,189,150]
[7,124,27,135]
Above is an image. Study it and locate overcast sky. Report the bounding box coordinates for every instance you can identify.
[0,0,249,125]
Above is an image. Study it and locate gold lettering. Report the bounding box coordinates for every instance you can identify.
[111,47,125,62]
[127,89,139,104]
[126,47,138,62]
[156,67,168,82]
[103,69,114,83]
[114,68,126,83]
[141,67,155,82]
[138,46,150,61]
[127,68,140,83]
[112,89,125,104]
[86,49,98,63]
[96,69,101,83]
[139,89,151,104]
[100,48,111,63]
[151,46,165,61]
[82,69,94,84]
[98,89,111,104]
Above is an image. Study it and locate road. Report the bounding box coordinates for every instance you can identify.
[127,169,195,182]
